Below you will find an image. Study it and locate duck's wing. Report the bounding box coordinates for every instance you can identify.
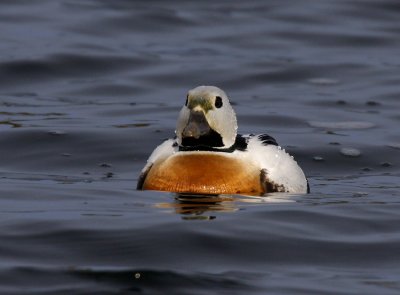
[246,134,309,194]
[137,138,177,190]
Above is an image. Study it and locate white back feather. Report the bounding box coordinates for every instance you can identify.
[246,136,308,193]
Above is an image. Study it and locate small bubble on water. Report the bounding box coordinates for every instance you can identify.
[340,148,361,157]
[134,273,141,279]
[313,156,324,162]
[308,78,339,85]
[48,130,66,136]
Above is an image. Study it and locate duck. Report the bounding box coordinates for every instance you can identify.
[137,86,309,195]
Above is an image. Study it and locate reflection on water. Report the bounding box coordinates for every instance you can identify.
[156,193,295,218]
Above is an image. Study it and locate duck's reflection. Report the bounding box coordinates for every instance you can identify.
[155,193,295,219]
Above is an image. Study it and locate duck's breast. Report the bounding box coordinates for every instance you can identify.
[143,152,263,195]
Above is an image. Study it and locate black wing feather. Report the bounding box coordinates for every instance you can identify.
[258,134,278,146]
[137,164,153,190]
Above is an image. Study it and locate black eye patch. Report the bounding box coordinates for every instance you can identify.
[215,96,223,108]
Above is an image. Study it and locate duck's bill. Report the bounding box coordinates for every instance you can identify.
[182,110,211,139]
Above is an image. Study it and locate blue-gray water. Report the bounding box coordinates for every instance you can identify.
[1,1,400,294]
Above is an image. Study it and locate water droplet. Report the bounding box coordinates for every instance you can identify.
[48,130,66,136]
[313,156,324,162]
[340,148,361,157]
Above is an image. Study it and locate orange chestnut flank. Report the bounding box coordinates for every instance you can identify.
[137,86,309,196]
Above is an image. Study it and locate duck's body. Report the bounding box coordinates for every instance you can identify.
[137,86,309,195]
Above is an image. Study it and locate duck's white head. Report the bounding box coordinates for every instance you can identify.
[176,86,238,149]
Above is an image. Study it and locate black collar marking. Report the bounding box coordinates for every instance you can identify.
[178,133,278,153]
[179,134,248,153]
[181,128,224,148]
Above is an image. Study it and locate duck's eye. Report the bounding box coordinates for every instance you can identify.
[215,96,223,108]
[185,94,189,106]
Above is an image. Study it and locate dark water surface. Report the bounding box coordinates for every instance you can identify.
[1,1,400,294]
